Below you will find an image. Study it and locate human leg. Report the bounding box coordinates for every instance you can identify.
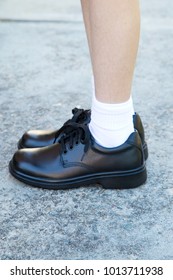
[80,0,92,57]
[89,0,140,103]
[88,0,141,147]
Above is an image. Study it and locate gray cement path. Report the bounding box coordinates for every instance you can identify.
[0,0,173,260]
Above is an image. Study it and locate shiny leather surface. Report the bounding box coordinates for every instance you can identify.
[12,131,144,181]
[18,109,91,149]
[18,111,146,149]
[18,130,57,149]
[133,113,145,146]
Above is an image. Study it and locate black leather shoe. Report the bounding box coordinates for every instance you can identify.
[18,108,91,148]
[9,122,147,190]
[18,108,148,160]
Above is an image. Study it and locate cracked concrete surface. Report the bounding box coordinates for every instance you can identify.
[0,0,173,260]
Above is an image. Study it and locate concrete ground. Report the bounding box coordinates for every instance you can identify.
[0,0,173,260]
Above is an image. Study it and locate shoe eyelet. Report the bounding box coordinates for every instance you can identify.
[69,146,73,150]
[64,150,67,154]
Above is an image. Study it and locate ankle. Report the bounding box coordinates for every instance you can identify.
[89,95,135,148]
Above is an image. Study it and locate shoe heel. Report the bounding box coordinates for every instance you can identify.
[99,167,147,189]
[143,142,149,160]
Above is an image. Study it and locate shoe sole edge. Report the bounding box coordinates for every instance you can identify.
[9,161,147,190]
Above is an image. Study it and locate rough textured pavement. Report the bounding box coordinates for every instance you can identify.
[0,0,173,260]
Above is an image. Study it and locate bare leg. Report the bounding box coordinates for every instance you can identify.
[88,0,140,103]
[80,0,92,57]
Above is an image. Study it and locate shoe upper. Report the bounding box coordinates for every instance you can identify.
[18,108,91,149]
[13,122,145,181]
[133,113,145,147]
[18,108,146,150]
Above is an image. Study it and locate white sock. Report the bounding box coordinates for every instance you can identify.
[89,94,135,148]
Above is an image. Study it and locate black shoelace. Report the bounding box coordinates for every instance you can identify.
[58,122,90,154]
[54,108,90,143]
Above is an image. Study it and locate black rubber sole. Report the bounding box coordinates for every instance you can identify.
[9,161,147,190]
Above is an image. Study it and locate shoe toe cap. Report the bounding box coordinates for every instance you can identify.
[18,131,38,149]
[10,144,62,180]
[11,149,34,175]
[18,130,56,149]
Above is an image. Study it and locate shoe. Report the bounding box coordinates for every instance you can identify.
[18,108,148,160]
[18,108,91,148]
[9,122,147,190]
